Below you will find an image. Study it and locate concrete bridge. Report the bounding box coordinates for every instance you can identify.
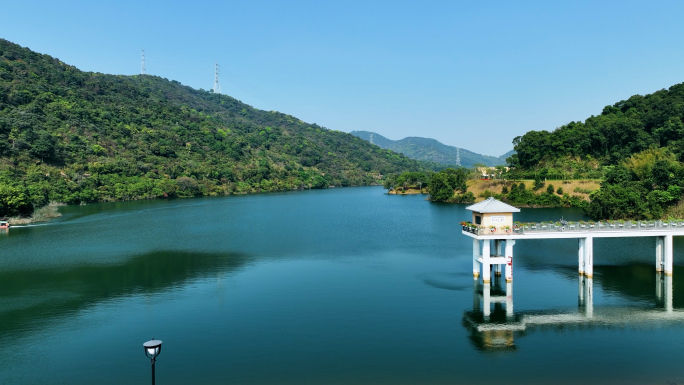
[461,198,684,283]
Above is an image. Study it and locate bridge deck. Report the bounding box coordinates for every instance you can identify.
[465,220,684,282]
[462,224,684,240]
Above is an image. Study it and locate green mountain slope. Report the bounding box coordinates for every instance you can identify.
[350,131,512,167]
[510,83,684,169]
[0,39,425,216]
[508,82,684,220]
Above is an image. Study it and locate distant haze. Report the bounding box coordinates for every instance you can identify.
[351,131,513,168]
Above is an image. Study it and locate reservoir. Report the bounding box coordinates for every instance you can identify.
[1,186,683,384]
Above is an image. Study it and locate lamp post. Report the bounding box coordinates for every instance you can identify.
[143,338,163,385]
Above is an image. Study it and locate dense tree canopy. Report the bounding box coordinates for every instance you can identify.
[585,150,684,219]
[0,39,428,217]
[507,83,684,219]
[427,168,471,202]
[509,84,684,170]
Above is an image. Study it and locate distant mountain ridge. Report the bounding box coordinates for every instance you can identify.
[350,131,513,167]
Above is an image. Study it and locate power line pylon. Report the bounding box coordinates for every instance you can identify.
[213,63,221,94]
[141,48,146,75]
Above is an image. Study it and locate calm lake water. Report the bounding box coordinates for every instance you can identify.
[2,186,684,384]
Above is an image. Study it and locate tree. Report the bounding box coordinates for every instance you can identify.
[428,172,455,201]
[533,177,544,191]
[623,147,675,180]
[383,174,396,191]
[0,184,33,217]
[586,184,648,219]
[427,168,468,201]
[650,160,682,190]
[30,133,56,162]
[442,168,468,193]
[176,176,200,197]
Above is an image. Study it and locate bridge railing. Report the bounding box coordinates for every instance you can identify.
[461,220,684,236]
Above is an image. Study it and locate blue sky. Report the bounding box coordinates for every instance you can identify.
[2,0,684,156]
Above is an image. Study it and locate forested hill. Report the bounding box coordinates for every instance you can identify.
[509,82,684,220]
[350,131,512,167]
[510,83,684,169]
[0,39,425,216]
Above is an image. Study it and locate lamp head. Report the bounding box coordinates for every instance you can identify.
[143,338,162,360]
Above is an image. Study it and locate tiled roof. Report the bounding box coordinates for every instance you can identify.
[466,197,520,213]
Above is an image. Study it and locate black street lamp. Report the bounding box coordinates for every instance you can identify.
[143,338,163,385]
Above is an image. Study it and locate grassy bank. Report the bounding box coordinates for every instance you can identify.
[467,179,600,203]
[388,187,427,195]
[8,204,63,225]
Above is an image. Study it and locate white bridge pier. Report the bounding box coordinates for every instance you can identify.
[472,238,515,283]
[463,197,684,283]
[465,229,682,283]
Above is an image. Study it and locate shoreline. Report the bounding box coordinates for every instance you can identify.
[388,188,427,195]
[7,204,63,226]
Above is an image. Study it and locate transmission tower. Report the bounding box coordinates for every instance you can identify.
[370,134,374,145]
[456,148,461,166]
[140,48,146,75]
[213,63,221,94]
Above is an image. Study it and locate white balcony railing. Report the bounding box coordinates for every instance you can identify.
[461,220,684,236]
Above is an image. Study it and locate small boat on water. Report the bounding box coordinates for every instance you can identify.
[0,221,9,229]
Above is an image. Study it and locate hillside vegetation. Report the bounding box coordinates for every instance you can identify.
[510,84,684,169]
[386,167,593,208]
[0,39,426,217]
[509,83,684,219]
[351,131,512,167]
[467,179,599,205]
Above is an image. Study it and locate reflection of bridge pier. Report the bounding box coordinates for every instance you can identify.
[463,271,680,351]
[464,277,519,351]
[578,276,593,318]
[476,279,514,322]
[656,272,673,313]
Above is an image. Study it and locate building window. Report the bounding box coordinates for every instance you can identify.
[475,215,481,225]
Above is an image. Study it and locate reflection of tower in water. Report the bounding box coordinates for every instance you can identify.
[463,271,679,352]
[463,275,518,351]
